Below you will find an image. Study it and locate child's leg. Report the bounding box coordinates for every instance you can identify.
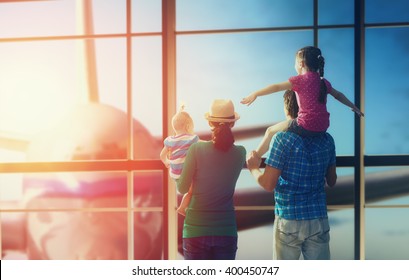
[177,186,192,216]
[255,120,290,157]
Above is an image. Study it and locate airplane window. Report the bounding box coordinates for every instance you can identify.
[176,0,313,31]
[365,27,409,155]
[319,28,355,156]
[132,0,162,33]
[318,0,354,25]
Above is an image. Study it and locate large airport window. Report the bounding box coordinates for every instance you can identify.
[365,27,409,155]
[176,0,313,31]
[1,0,409,261]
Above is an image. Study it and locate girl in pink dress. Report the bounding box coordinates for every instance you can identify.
[241,46,364,158]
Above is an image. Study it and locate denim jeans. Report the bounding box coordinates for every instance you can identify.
[183,236,238,260]
[273,217,330,260]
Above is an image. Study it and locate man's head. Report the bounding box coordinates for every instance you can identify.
[283,90,299,120]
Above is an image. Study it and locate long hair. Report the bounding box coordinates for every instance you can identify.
[209,121,235,152]
[297,46,327,104]
[283,90,299,119]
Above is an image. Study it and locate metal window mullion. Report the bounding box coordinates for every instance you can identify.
[126,0,134,261]
[313,0,318,46]
[354,0,365,260]
[162,0,177,260]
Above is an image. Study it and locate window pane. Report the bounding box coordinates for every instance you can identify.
[132,36,163,160]
[132,0,162,33]
[329,209,354,259]
[176,0,313,31]
[319,28,355,155]
[365,167,409,206]
[236,219,274,260]
[318,0,354,25]
[327,168,354,206]
[134,171,163,208]
[1,170,164,260]
[0,172,128,210]
[97,38,127,112]
[366,208,409,259]
[92,0,126,34]
[366,0,409,24]
[177,31,312,155]
[366,27,409,155]
[0,40,84,136]
[2,211,129,259]
[0,0,77,38]
[134,212,164,260]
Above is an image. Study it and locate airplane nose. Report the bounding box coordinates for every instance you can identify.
[22,103,163,259]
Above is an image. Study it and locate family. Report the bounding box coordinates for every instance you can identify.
[160,46,364,260]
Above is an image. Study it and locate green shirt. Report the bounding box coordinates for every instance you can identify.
[177,141,246,238]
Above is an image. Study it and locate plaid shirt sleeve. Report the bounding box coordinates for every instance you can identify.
[327,133,336,166]
[265,132,290,170]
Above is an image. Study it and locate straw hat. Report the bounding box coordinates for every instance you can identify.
[204,99,240,122]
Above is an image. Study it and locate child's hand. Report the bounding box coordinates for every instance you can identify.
[246,150,262,170]
[352,107,364,117]
[241,93,257,106]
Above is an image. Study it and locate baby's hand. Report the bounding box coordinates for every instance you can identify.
[241,93,257,106]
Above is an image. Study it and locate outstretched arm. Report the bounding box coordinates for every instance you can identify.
[255,120,290,158]
[329,88,364,117]
[241,81,292,106]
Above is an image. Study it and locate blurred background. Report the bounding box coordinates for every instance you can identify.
[0,0,408,260]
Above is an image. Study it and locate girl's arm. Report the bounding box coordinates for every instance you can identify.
[255,120,290,157]
[329,88,364,117]
[160,146,170,168]
[241,81,292,106]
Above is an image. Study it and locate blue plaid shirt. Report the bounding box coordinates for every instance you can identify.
[265,131,336,220]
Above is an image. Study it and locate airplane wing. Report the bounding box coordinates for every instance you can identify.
[196,124,272,141]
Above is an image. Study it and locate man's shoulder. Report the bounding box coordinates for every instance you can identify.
[275,131,335,147]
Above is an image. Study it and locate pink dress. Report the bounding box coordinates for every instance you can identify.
[289,71,332,132]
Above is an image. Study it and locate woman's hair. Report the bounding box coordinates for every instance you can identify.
[296,46,327,104]
[283,90,299,119]
[209,121,235,152]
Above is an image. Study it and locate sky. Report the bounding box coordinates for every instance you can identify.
[0,0,408,260]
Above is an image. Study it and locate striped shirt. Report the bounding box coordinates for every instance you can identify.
[265,131,336,220]
[164,134,199,179]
